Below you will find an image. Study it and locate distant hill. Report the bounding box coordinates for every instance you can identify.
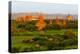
[11,12,78,20]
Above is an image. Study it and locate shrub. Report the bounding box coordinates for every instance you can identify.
[32,36,46,41]
[37,39,47,45]
[55,24,62,30]
[35,44,41,48]
[32,36,47,45]
[64,29,76,39]
[22,39,34,43]
[61,39,74,47]
[39,31,45,36]
[47,44,54,50]
[11,47,20,53]
[22,40,30,43]
[46,37,61,50]
[23,48,33,52]
[73,38,78,45]
[67,21,78,29]
[32,37,40,41]
[26,31,34,36]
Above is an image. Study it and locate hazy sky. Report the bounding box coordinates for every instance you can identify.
[12,1,78,14]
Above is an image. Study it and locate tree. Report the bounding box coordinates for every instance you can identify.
[49,16,53,25]
[64,29,76,39]
[55,16,62,29]
[67,14,73,21]
[16,17,24,24]
[62,18,67,28]
[35,15,46,31]
[56,16,60,25]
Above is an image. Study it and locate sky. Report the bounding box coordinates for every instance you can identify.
[12,1,78,14]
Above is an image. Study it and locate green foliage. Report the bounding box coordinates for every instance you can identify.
[11,20,78,52]
[67,20,78,29]
[61,39,74,46]
[22,39,34,43]
[11,47,20,53]
[12,20,78,32]
[64,29,76,39]
[22,47,33,52]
